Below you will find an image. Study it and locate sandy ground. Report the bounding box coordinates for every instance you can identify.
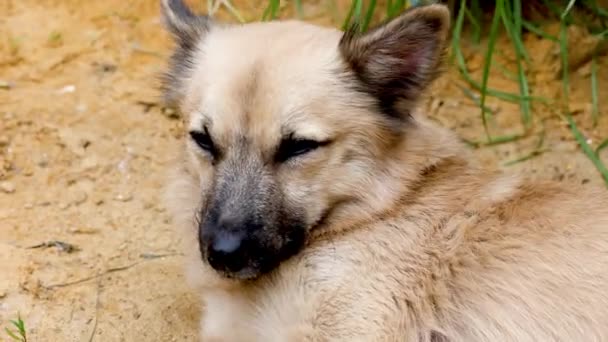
[1,0,607,341]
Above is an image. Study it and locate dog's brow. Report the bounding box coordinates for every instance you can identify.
[280,130,317,143]
[193,112,212,129]
[281,122,333,143]
[280,114,329,142]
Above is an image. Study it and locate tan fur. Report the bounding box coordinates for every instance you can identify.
[162,3,608,341]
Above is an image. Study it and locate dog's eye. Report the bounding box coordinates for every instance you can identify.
[275,137,327,163]
[189,128,217,157]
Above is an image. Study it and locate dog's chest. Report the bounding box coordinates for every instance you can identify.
[204,235,422,341]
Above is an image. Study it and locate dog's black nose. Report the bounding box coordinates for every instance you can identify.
[206,230,248,273]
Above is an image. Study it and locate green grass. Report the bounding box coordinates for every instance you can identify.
[262,0,281,20]
[294,0,303,18]
[501,0,532,130]
[479,0,504,139]
[215,0,608,186]
[47,31,63,45]
[504,124,549,166]
[596,137,608,155]
[560,17,570,107]
[592,53,600,126]
[566,114,608,185]
[5,314,27,342]
[341,0,364,30]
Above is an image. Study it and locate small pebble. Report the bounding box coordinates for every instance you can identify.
[57,84,76,94]
[76,103,87,113]
[21,166,34,176]
[114,193,133,202]
[68,227,99,235]
[38,200,51,207]
[80,156,99,170]
[161,107,179,119]
[37,154,49,167]
[0,181,15,193]
[70,191,88,206]
[143,200,154,210]
[0,80,12,89]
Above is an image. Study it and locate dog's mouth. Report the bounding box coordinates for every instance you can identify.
[206,246,280,280]
[201,227,307,280]
[214,265,267,280]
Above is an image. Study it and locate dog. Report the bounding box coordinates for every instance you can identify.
[160,0,608,340]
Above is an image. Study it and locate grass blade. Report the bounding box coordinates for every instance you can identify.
[522,20,559,42]
[386,0,393,18]
[486,133,526,145]
[501,0,532,129]
[515,62,532,130]
[586,0,608,18]
[560,18,570,107]
[509,0,530,63]
[470,0,483,43]
[294,0,303,19]
[493,59,519,81]
[387,0,406,18]
[361,0,377,32]
[463,133,526,148]
[561,0,577,20]
[222,0,245,23]
[596,138,608,155]
[5,315,26,342]
[504,128,548,166]
[541,0,568,20]
[451,1,550,107]
[591,53,599,126]
[352,0,364,27]
[566,115,608,186]
[464,7,481,44]
[5,327,21,341]
[342,0,358,30]
[262,5,270,21]
[479,0,504,139]
[452,2,489,103]
[503,149,548,166]
[262,0,280,21]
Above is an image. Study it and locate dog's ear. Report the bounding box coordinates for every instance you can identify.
[160,0,213,107]
[160,0,212,48]
[339,4,450,119]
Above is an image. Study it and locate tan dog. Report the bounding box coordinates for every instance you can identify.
[160,0,608,340]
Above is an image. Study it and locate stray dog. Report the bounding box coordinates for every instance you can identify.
[160,0,608,340]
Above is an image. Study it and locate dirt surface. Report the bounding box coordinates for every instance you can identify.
[1,1,607,341]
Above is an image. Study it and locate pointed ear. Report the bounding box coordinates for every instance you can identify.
[160,0,213,107]
[160,0,212,48]
[339,4,450,119]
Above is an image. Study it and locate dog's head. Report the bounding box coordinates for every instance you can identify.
[161,0,450,280]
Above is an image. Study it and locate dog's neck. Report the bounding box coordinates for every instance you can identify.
[309,116,483,242]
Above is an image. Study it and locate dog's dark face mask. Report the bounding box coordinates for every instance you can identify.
[197,140,307,279]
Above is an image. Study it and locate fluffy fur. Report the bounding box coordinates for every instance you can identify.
[160,0,608,340]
